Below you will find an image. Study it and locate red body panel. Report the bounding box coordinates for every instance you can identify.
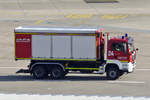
[96,31,103,60]
[96,32,100,59]
[15,34,32,58]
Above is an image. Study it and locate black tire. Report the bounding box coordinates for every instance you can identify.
[63,70,69,76]
[32,65,48,79]
[106,67,120,80]
[119,71,124,76]
[51,66,65,79]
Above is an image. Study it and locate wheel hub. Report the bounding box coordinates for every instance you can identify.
[109,71,117,78]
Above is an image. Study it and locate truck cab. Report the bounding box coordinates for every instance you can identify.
[106,34,136,73]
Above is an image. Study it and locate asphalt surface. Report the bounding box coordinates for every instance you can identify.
[0,0,150,97]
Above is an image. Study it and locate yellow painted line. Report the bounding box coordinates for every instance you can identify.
[101,14,128,19]
[66,14,93,19]
[35,20,44,24]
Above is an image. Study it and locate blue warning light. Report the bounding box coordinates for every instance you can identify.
[125,33,128,37]
[122,36,125,39]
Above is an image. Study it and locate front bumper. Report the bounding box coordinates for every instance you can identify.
[122,62,136,73]
[128,62,136,72]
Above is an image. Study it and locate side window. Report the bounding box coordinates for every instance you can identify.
[111,43,124,52]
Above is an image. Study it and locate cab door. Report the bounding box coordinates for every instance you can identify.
[108,42,128,61]
[111,42,128,61]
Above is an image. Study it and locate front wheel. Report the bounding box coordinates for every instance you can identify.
[106,67,120,80]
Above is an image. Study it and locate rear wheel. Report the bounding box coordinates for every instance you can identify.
[51,66,65,79]
[106,67,120,80]
[32,65,48,79]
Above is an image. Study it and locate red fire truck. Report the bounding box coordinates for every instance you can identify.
[15,26,137,80]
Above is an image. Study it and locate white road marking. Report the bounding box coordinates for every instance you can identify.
[136,69,150,71]
[108,81,145,84]
[0,94,149,100]
[0,67,24,69]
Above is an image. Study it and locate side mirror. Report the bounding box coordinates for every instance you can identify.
[136,48,139,51]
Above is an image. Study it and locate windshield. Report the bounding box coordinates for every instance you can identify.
[127,37,134,52]
[112,42,127,54]
[128,43,134,52]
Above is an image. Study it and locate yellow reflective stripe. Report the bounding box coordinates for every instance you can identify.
[15,33,57,35]
[15,33,38,35]
[16,58,96,61]
[88,34,95,36]
[16,58,31,60]
[107,60,113,63]
[66,33,81,36]
[120,60,128,63]
[65,67,99,70]
[107,60,128,63]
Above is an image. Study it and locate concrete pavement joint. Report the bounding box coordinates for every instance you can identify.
[0,67,24,69]
[0,11,24,15]
[84,0,119,3]
[73,19,89,26]
[108,81,145,84]
[136,69,150,71]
